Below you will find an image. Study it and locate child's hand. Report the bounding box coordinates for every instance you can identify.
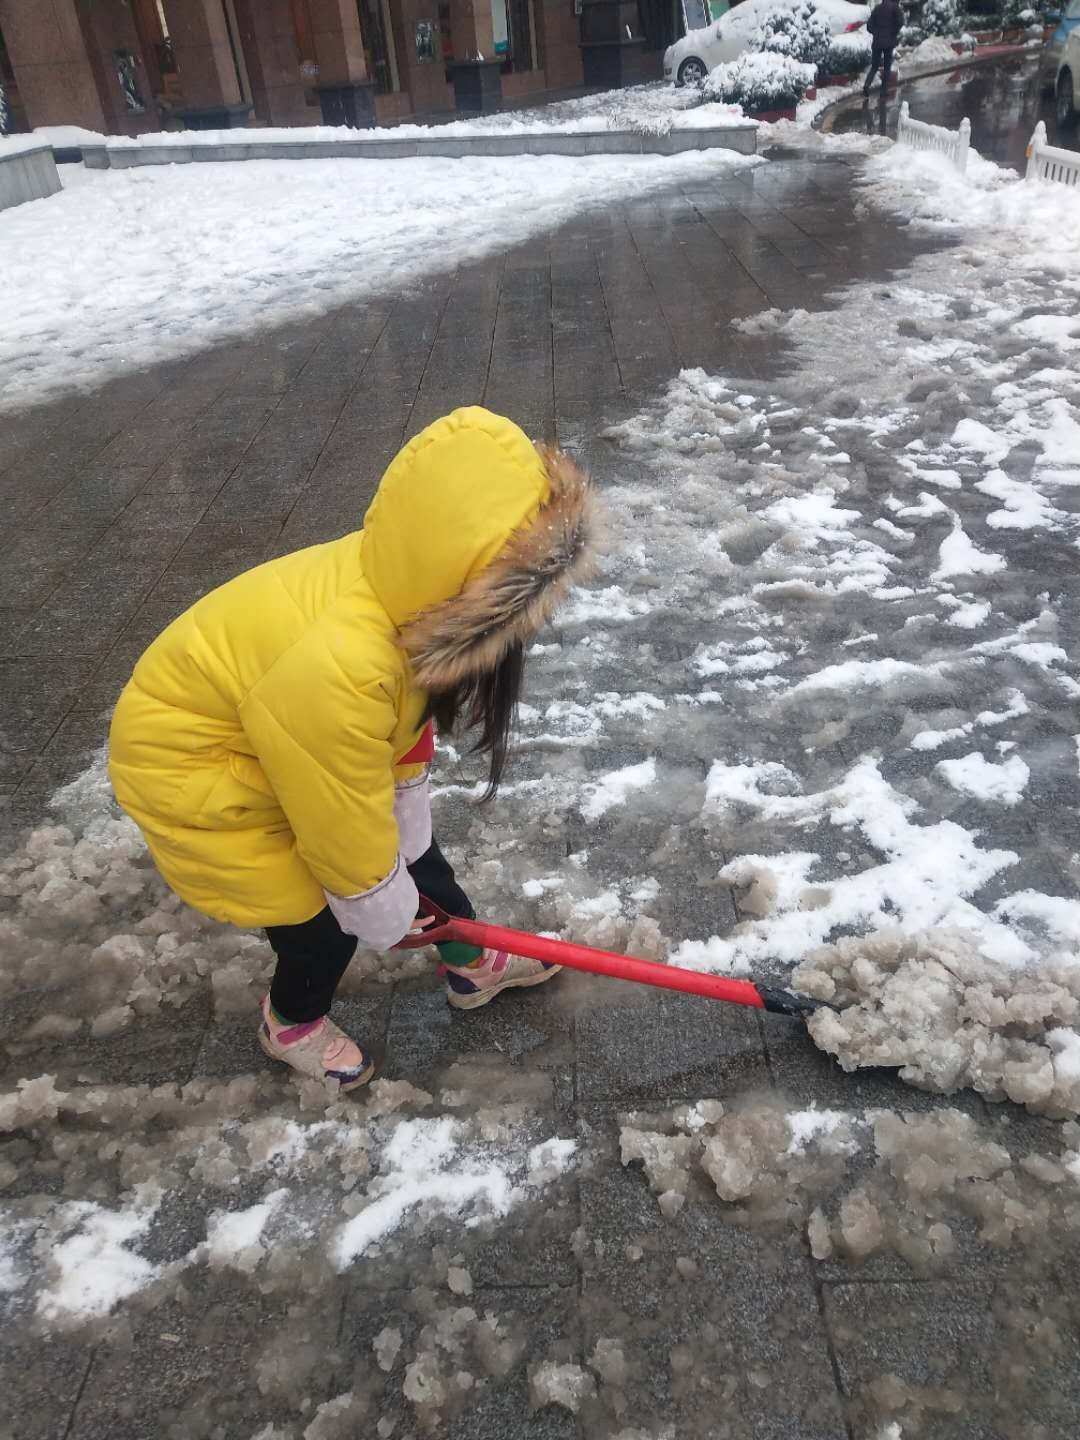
[407,914,437,936]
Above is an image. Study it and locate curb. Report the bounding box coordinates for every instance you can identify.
[79,124,759,170]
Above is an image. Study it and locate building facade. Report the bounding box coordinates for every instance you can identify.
[0,0,681,135]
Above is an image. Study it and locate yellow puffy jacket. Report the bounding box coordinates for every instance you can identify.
[109,407,593,928]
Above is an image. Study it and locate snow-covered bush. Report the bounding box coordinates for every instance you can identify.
[752,0,832,67]
[823,29,872,75]
[0,84,7,137]
[1002,0,1037,24]
[705,50,817,111]
[921,0,962,34]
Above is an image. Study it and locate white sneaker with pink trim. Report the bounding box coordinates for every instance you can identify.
[442,949,561,1010]
[257,995,374,1090]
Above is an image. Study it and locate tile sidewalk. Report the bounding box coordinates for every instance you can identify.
[4,152,1068,1440]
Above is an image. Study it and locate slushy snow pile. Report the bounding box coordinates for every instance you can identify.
[0,1071,576,1326]
[795,929,1080,1116]
[621,1093,1080,1263]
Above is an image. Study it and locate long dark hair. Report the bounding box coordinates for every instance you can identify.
[425,641,525,801]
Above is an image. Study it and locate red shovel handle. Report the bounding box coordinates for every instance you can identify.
[400,896,767,1011]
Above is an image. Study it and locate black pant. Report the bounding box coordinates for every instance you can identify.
[864,45,894,95]
[266,839,474,1023]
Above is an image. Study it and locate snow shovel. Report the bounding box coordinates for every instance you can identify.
[397,897,826,1019]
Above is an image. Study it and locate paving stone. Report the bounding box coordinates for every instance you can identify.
[67,1269,338,1440]
[823,1278,1080,1438]
[0,1329,94,1440]
[381,975,575,1092]
[339,1283,579,1438]
[575,984,769,1106]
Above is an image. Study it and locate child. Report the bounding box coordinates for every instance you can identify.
[109,408,596,1089]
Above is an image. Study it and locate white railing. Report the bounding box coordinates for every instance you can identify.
[1025,122,1080,187]
[897,101,971,173]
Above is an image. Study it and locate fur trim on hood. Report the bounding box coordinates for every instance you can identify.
[401,443,597,690]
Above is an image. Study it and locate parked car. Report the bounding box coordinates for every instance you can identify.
[1040,0,1080,95]
[664,0,871,85]
[1054,25,1080,123]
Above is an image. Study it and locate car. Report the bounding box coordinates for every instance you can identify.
[1054,25,1080,124]
[1040,0,1080,95]
[664,0,871,86]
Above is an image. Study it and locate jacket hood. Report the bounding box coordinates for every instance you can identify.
[361,408,596,691]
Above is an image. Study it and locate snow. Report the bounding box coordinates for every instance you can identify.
[0,144,759,413]
[936,751,1030,805]
[98,86,748,146]
[205,1189,287,1265]
[580,759,657,821]
[786,1108,853,1153]
[38,1189,161,1322]
[333,1117,517,1265]
[789,658,947,696]
[908,36,962,66]
[675,757,1023,977]
[0,124,106,154]
[530,1362,597,1412]
[0,133,57,157]
[861,143,1080,280]
[932,519,1007,579]
[910,688,1025,748]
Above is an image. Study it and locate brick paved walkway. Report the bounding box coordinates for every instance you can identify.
[10,152,1068,1440]
[0,150,940,830]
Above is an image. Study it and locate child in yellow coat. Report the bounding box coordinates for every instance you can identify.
[109,408,595,1088]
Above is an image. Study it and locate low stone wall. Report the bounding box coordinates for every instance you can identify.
[0,144,62,212]
[81,125,757,169]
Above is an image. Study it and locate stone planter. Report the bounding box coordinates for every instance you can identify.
[804,84,818,99]
[446,59,504,115]
[0,142,62,212]
[820,72,859,86]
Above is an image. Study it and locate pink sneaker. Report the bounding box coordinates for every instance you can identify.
[257,995,374,1090]
[442,949,561,1011]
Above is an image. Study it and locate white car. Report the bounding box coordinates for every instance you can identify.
[664,0,871,86]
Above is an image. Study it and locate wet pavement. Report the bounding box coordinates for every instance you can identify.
[831,50,1077,170]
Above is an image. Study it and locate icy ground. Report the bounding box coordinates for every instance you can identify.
[5,138,1080,1435]
[0,144,757,416]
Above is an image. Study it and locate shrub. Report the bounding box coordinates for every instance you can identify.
[705,49,818,110]
[0,84,7,137]
[753,0,832,67]
[824,29,872,75]
[921,0,962,33]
